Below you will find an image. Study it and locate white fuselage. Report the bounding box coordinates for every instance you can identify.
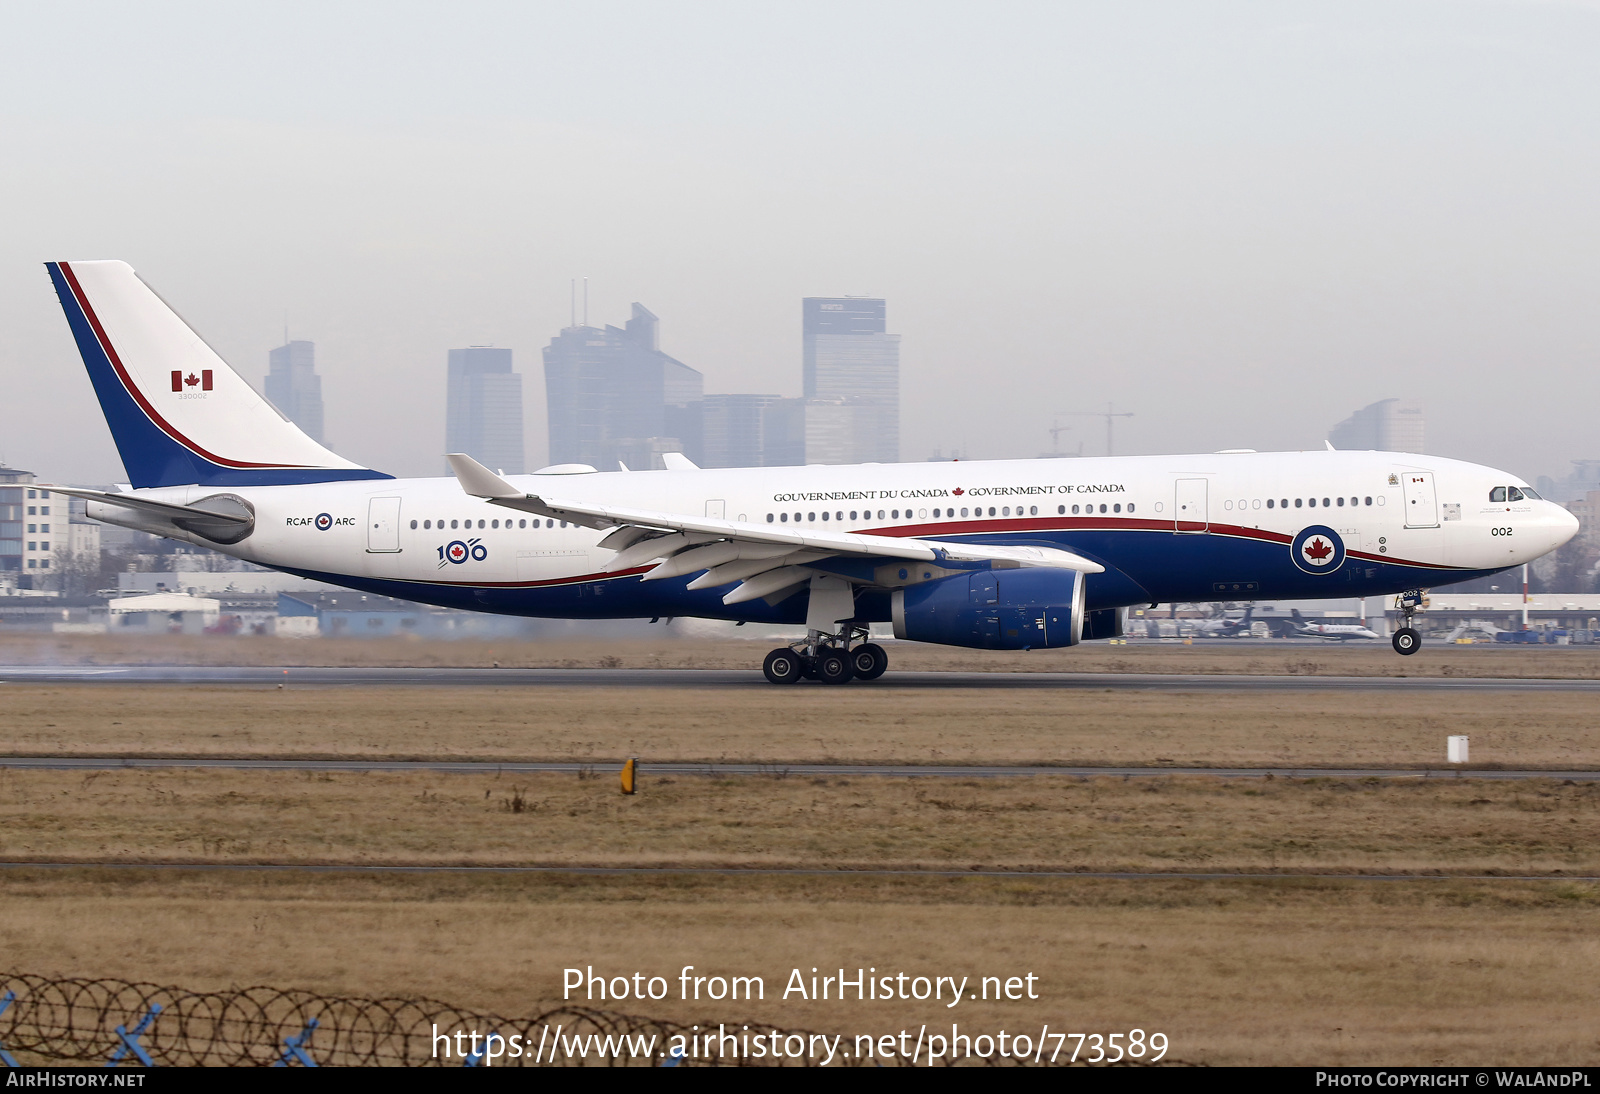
[90,449,1576,619]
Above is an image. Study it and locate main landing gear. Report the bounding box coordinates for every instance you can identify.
[762,625,888,685]
[1391,589,1425,656]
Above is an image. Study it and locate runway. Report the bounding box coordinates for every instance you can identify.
[0,756,1592,780]
[4,664,1600,691]
[0,860,1589,882]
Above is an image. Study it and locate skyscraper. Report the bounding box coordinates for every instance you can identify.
[543,303,703,470]
[1328,399,1425,454]
[445,347,525,475]
[702,394,782,468]
[265,340,325,444]
[799,297,899,464]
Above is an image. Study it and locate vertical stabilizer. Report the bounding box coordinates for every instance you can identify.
[47,260,389,488]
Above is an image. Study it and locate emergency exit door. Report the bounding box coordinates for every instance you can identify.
[705,500,726,519]
[367,497,401,553]
[1174,479,1209,533]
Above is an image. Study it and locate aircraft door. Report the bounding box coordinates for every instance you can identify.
[705,499,726,519]
[366,497,401,553]
[1402,473,1439,528]
[1174,478,1209,533]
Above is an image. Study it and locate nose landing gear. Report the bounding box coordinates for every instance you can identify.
[762,626,887,685]
[1391,589,1426,656]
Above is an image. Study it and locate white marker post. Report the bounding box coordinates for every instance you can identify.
[1447,735,1469,764]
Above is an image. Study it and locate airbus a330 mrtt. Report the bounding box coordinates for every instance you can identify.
[41,260,1578,682]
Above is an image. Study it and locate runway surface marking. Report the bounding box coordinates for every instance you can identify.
[0,757,1593,780]
[0,861,1590,882]
[4,665,1600,691]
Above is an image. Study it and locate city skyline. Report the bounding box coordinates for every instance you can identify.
[7,6,1600,486]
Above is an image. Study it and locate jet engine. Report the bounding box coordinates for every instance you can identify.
[891,568,1118,650]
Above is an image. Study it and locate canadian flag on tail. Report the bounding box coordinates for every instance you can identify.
[171,370,213,392]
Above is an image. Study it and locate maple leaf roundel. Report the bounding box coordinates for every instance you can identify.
[1290,525,1346,576]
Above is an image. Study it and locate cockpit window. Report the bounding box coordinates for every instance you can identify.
[1522,487,1541,500]
[1508,487,1525,502]
[1490,487,1507,503]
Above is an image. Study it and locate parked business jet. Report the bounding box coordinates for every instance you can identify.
[1195,606,1256,639]
[42,261,1578,682]
[1280,608,1382,642]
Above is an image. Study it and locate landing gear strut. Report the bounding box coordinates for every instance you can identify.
[762,625,887,685]
[1392,589,1425,656]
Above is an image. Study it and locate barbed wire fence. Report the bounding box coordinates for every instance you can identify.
[0,972,1102,1067]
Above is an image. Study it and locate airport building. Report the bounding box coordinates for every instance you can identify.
[445,346,525,475]
[264,340,326,445]
[1328,398,1425,453]
[542,304,703,470]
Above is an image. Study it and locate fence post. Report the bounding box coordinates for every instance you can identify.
[0,991,19,1066]
[106,1003,161,1067]
[272,1018,319,1067]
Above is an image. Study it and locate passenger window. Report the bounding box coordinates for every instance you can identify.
[960,507,969,517]
[410,520,418,529]
[1490,487,1506,503]
[988,507,996,517]
[492,519,499,528]
[1097,503,1106,514]
[1128,503,1135,513]
[1294,499,1302,509]
[519,519,526,528]
[1072,504,1080,514]
[919,509,927,518]
[1058,505,1065,515]
[1322,498,1330,507]
[1113,503,1121,513]
[807,512,815,522]
[1508,487,1524,502]
[424,520,431,529]
[1267,499,1274,509]
[780,513,788,522]
[821,511,829,521]
[1030,506,1038,516]
[767,513,775,523]
[1336,497,1344,507]
[451,519,459,529]
[850,510,858,520]
[1364,497,1372,505]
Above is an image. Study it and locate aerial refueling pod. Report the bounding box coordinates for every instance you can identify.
[892,568,1106,650]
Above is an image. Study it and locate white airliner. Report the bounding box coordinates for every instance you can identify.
[42,260,1578,682]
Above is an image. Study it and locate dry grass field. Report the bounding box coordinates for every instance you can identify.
[2,668,1598,1065]
[1,869,1597,1066]
[1,767,1597,875]
[6,631,1600,678]
[2,684,1598,769]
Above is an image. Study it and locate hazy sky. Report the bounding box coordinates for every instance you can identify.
[3,1,1599,482]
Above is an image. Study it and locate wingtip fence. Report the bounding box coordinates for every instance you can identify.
[0,973,1073,1067]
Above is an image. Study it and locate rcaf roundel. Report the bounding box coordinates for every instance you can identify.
[1290,525,1345,575]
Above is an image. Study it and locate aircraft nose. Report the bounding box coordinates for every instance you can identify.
[1554,504,1580,547]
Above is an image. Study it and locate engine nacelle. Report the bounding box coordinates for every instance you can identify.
[891,568,1088,650]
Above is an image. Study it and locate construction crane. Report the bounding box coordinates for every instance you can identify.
[1045,421,1082,457]
[1063,402,1134,456]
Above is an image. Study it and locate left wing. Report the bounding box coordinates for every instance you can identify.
[448,454,1102,606]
